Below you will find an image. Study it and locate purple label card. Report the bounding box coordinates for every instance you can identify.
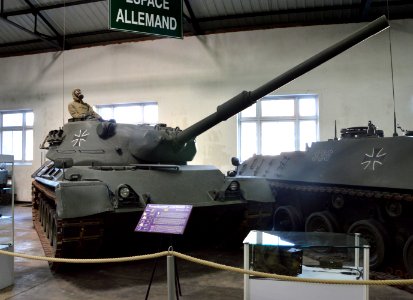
[135,204,193,235]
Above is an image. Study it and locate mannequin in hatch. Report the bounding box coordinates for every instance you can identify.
[68,88,102,120]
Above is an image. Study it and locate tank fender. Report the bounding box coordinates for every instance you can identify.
[234,177,275,203]
[55,181,114,218]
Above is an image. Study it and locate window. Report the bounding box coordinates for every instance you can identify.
[0,110,34,162]
[238,95,318,161]
[95,103,158,124]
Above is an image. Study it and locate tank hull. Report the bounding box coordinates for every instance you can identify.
[239,136,413,190]
[31,163,274,265]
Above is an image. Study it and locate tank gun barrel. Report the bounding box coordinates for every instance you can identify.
[175,15,388,146]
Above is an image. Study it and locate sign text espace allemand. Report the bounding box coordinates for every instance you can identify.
[109,0,182,38]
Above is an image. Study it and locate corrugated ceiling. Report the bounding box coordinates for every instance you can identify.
[0,0,412,57]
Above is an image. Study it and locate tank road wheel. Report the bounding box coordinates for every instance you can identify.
[38,200,42,223]
[39,200,45,227]
[272,205,302,231]
[47,205,53,237]
[403,235,413,276]
[385,201,402,217]
[48,209,56,245]
[48,211,60,270]
[331,195,345,209]
[305,211,339,233]
[43,202,49,232]
[348,219,387,269]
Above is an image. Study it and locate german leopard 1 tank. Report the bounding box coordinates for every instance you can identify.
[234,121,413,276]
[31,16,389,262]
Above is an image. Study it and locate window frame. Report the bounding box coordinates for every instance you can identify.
[94,102,158,124]
[237,94,319,161]
[0,109,34,164]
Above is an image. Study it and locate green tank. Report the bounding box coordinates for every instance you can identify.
[31,16,389,263]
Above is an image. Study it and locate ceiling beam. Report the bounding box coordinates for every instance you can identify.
[195,1,413,23]
[2,0,106,17]
[183,0,203,35]
[23,0,65,48]
[0,38,42,48]
[195,4,360,23]
[0,16,61,50]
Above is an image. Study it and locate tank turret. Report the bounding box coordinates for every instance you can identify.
[41,16,388,166]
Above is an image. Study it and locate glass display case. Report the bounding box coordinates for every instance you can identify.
[243,230,370,300]
[0,154,14,290]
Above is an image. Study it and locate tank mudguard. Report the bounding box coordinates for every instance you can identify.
[235,177,274,202]
[55,181,114,218]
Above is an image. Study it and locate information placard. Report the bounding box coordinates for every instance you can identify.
[109,0,183,38]
[135,204,192,235]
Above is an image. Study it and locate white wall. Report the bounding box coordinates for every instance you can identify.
[1,19,413,202]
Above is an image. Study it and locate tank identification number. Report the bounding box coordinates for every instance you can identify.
[72,129,89,147]
[312,149,334,162]
[361,147,386,171]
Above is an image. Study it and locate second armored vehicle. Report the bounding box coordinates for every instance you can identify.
[234,121,413,276]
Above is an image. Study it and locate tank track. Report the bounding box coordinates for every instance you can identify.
[31,181,104,267]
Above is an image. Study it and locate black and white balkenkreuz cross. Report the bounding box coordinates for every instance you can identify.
[361,147,386,171]
[72,129,89,147]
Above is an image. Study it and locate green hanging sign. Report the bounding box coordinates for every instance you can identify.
[109,0,183,39]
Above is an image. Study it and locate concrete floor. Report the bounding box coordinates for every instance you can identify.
[1,204,413,300]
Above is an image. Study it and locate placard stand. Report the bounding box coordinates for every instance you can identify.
[135,204,192,300]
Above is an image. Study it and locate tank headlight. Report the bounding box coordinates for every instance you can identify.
[119,186,130,198]
[228,181,240,191]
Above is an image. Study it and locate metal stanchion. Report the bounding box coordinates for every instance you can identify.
[244,243,250,300]
[354,233,360,268]
[363,245,370,300]
[167,253,176,300]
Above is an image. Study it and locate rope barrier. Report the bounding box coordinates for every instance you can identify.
[0,248,168,264]
[1,248,413,286]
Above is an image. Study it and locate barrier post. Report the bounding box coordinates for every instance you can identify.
[167,255,176,300]
[354,233,360,268]
[244,243,249,300]
[363,245,370,300]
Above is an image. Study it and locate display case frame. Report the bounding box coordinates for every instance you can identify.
[243,230,370,300]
